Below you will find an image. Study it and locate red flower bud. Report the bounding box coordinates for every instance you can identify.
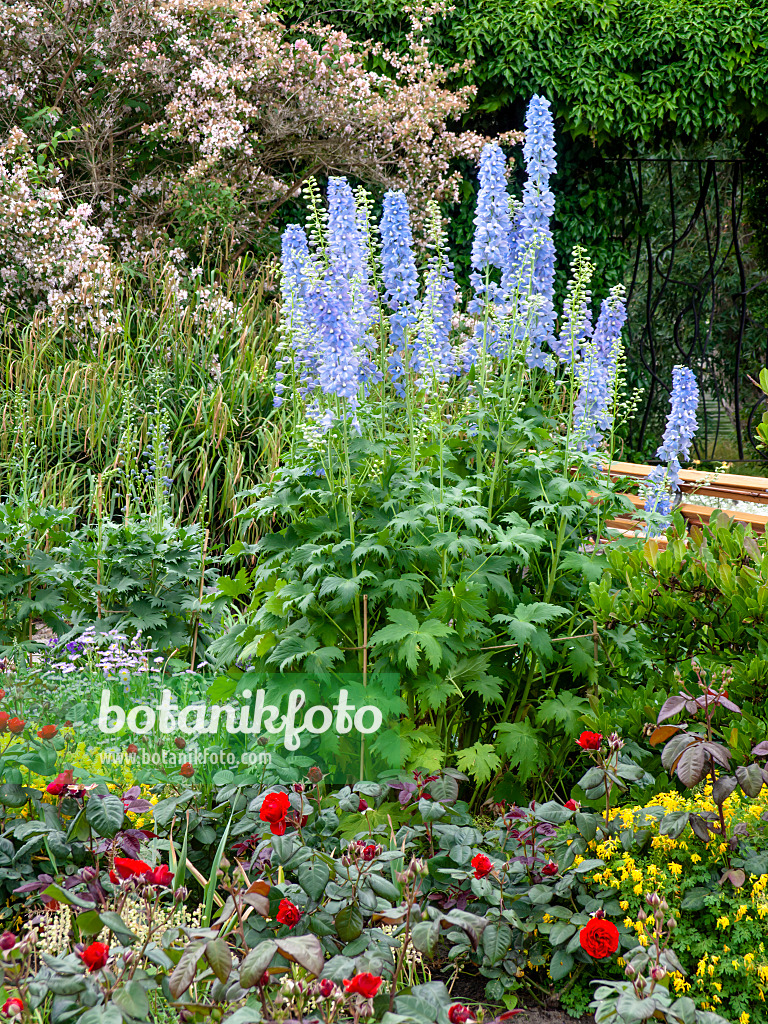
[471,853,493,879]
[275,898,301,929]
[8,718,24,735]
[37,725,57,740]
[576,731,602,751]
[179,763,194,778]
[79,941,109,972]
[343,973,383,999]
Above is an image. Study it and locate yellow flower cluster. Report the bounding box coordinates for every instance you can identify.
[574,784,768,1019]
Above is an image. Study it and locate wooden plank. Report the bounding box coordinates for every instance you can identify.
[621,491,768,531]
[606,460,768,505]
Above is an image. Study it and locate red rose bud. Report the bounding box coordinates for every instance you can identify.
[541,861,558,876]
[293,783,305,793]
[576,731,602,750]
[114,857,151,880]
[448,1006,475,1024]
[275,898,301,929]
[7,718,24,735]
[579,917,620,959]
[0,713,9,733]
[126,744,138,755]
[144,864,174,888]
[46,770,74,796]
[179,763,194,778]
[564,799,580,811]
[343,973,383,999]
[0,932,16,950]
[79,941,109,972]
[307,766,324,783]
[174,737,186,750]
[471,853,493,879]
[1,998,23,1017]
[260,791,291,836]
[37,724,57,740]
[358,798,368,812]
[362,844,378,862]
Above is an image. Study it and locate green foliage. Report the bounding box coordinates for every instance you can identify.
[284,0,768,145]
[210,434,638,805]
[0,496,217,654]
[592,512,768,708]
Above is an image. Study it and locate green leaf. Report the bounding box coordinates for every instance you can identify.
[496,722,543,783]
[455,743,500,784]
[370,609,454,672]
[0,784,29,807]
[335,904,363,942]
[112,981,149,1020]
[85,794,125,839]
[275,935,325,976]
[298,861,331,901]
[98,912,138,945]
[169,942,206,998]
[526,885,553,905]
[240,941,278,988]
[410,921,440,957]
[482,923,512,964]
[549,950,574,981]
[205,939,233,983]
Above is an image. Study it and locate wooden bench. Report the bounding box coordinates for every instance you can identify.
[601,461,768,541]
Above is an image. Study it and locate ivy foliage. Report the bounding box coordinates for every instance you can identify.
[285,0,768,147]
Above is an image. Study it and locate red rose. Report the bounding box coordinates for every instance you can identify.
[343,973,383,999]
[114,857,151,879]
[0,713,9,734]
[46,770,74,796]
[1,998,23,1017]
[471,853,493,879]
[275,898,301,929]
[579,917,620,959]
[126,744,138,755]
[179,763,194,778]
[144,864,174,888]
[37,725,57,740]
[318,979,335,998]
[79,941,109,972]
[0,932,16,950]
[260,791,291,835]
[362,844,378,862]
[448,1006,474,1024]
[8,718,24,735]
[541,861,558,877]
[576,731,602,751]
[564,799,580,811]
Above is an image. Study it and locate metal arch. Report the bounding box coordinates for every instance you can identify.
[616,157,761,461]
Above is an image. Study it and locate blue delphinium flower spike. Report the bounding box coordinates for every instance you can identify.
[573,285,627,452]
[464,143,512,369]
[380,190,420,394]
[644,365,700,518]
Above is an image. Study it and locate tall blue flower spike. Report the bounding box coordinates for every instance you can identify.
[644,365,700,518]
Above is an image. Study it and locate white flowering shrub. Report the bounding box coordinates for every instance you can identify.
[0,129,118,330]
[0,0,509,270]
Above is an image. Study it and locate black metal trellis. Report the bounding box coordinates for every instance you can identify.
[614,157,767,461]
